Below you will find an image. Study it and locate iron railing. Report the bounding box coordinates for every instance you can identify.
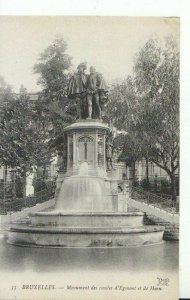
[131,186,178,214]
[0,181,56,215]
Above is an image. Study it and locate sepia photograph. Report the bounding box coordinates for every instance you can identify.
[0,13,180,300]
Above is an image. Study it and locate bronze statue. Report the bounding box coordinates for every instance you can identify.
[96,72,109,116]
[67,62,87,119]
[86,66,101,119]
[86,66,108,119]
[67,63,108,120]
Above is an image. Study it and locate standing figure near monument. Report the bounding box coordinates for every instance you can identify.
[86,66,101,119]
[67,62,87,119]
[96,72,109,115]
[106,136,114,170]
[86,66,108,119]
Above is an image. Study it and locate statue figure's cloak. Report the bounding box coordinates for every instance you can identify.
[96,73,108,92]
[67,73,87,98]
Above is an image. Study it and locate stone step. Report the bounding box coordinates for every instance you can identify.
[9,224,164,234]
[29,211,145,228]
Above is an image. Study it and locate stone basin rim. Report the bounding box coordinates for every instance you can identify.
[9,225,165,234]
[7,240,165,249]
[29,211,145,217]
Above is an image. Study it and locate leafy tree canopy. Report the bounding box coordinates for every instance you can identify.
[34,37,72,100]
[0,75,14,104]
[33,37,76,153]
[105,36,179,201]
[0,91,53,176]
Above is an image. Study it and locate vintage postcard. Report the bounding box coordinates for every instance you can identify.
[0,12,180,300]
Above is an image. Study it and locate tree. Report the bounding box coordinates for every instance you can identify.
[105,77,145,180]
[132,37,179,204]
[33,37,76,157]
[34,37,72,101]
[111,132,145,182]
[0,77,16,181]
[19,84,29,100]
[105,36,179,204]
[0,76,15,105]
[0,94,54,195]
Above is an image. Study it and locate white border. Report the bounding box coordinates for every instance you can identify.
[0,0,189,298]
[0,0,182,16]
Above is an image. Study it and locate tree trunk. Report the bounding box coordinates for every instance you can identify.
[151,159,178,209]
[43,165,47,179]
[145,157,149,187]
[4,165,7,182]
[170,173,177,207]
[22,167,27,197]
[128,160,136,184]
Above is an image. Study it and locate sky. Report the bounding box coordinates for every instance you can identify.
[0,16,179,92]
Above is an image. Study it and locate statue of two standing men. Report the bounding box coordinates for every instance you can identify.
[67,62,108,120]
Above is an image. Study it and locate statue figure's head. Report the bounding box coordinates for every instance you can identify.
[89,66,96,74]
[77,62,87,73]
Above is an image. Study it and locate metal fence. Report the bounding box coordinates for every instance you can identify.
[0,180,56,215]
[131,186,179,214]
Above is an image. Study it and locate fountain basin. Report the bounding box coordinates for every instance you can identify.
[8,225,164,247]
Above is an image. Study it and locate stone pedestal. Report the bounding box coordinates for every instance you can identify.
[64,119,108,177]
